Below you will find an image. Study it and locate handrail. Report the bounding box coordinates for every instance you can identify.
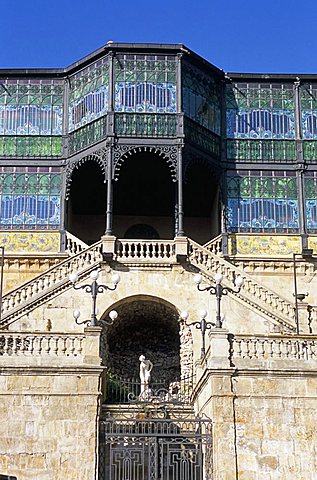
[231,334,317,362]
[1,240,103,326]
[0,331,84,358]
[65,231,89,255]
[116,239,176,261]
[188,238,297,332]
[203,234,223,255]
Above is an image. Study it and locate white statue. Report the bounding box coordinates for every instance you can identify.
[139,355,153,397]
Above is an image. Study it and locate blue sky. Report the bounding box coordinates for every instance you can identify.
[1,0,317,73]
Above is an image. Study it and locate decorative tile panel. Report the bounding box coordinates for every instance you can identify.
[0,231,60,252]
[229,234,301,256]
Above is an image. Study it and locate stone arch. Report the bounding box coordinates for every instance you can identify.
[101,295,193,381]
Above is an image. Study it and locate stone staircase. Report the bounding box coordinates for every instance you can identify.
[0,235,305,332]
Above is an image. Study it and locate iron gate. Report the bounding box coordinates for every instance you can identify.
[99,418,213,480]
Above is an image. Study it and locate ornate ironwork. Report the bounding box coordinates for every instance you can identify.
[99,418,213,480]
[184,117,221,158]
[68,116,108,155]
[113,145,178,182]
[115,113,177,137]
[65,147,107,200]
[105,373,194,406]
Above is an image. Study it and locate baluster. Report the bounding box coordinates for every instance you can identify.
[70,337,75,355]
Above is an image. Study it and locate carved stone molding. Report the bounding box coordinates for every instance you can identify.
[113,144,178,182]
[65,147,108,199]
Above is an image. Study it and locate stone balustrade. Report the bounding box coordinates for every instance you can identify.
[0,328,103,367]
[115,239,176,261]
[188,239,300,332]
[65,231,89,255]
[231,334,317,363]
[1,241,103,325]
[203,234,223,255]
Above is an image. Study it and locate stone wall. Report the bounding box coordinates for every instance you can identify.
[193,330,317,480]
[0,329,103,480]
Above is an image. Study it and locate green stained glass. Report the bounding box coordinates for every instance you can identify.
[0,172,62,230]
[0,79,63,135]
[69,57,109,132]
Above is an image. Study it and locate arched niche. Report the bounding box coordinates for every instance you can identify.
[113,151,175,239]
[102,295,193,382]
[66,161,107,244]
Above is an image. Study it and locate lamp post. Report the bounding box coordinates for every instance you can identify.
[193,273,244,328]
[181,310,215,358]
[69,270,120,327]
[293,249,313,334]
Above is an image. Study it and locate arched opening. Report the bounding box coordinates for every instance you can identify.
[184,162,220,243]
[103,297,192,382]
[124,224,160,239]
[66,161,106,244]
[113,151,175,239]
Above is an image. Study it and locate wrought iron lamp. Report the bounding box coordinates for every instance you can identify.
[193,273,244,328]
[181,309,216,358]
[69,270,120,327]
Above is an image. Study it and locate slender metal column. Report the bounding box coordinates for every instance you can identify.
[176,144,184,236]
[105,145,113,235]
[294,78,308,249]
[105,52,115,235]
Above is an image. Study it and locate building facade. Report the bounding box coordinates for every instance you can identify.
[0,43,316,479]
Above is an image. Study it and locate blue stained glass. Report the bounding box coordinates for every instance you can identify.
[69,85,108,132]
[302,111,317,139]
[306,200,317,228]
[228,198,299,231]
[0,194,60,227]
[115,82,176,113]
[226,109,295,139]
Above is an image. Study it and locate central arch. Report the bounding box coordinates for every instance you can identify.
[113,151,175,239]
[103,296,193,382]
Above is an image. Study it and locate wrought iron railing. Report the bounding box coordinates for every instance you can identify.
[68,116,107,155]
[227,139,296,162]
[0,135,63,157]
[105,372,194,404]
[115,113,177,137]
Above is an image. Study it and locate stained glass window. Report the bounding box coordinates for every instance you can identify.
[0,80,63,136]
[301,84,317,140]
[0,173,61,229]
[114,55,176,113]
[182,64,221,135]
[69,57,109,132]
[227,171,299,233]
[226,83,295,140]
[304,172,317,232]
